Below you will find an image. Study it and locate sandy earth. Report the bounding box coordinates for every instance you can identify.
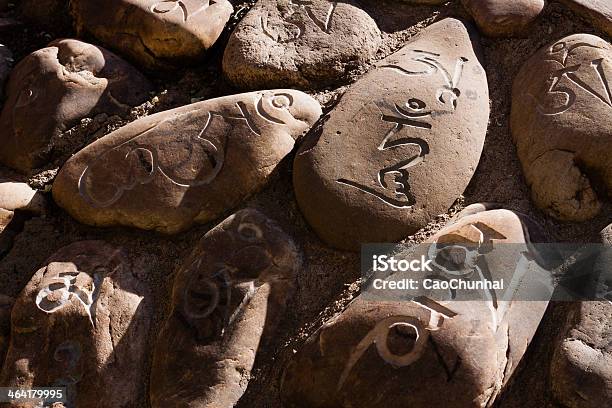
[0,0,610,407]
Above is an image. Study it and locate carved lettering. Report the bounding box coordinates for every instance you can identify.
[150,0,209,22]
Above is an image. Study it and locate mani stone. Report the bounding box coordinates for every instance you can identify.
[223,0,381,89]
[0,241,151,408]
[551,301,612,407]
[52,90,322,234]
[71,0,234,70]
[559,0,612,38]
[293,18,489,251]
[511,34,612,222]
[281,208,553,408]
[461,0,545,37]
[0,38,153,173]
[151,209,300,408]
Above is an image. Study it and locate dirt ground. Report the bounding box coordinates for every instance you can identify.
[0,1,610,407]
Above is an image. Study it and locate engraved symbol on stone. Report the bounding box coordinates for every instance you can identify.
[261,14,305,44]
[337,299,457,391]
[532,41,612,115]
[150,0,210,22]
[289,0,338,34]
[337,98,432,208]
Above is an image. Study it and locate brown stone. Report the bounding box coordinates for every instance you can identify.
[223,0,381,89]
[71,0,234,70]
[551,301,612,408]
[0,39,153,173]
[559,0,612,38]
[281,208,553,407]
[511,34,612,221]
[461,0,545,37]
[52,90,321,234]
[0,241,151,408]
[151,209,300,408]
[293,18,489,251]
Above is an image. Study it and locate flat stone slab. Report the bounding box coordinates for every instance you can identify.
[511,33,612,221]
[223,0,381,89]
[281,207,553,407]
[151,209,300,408]
[52,90,322,233]
[71,0,234,70]
[0,39,153,173]
[461,0,545,37]
[559,0,612,37]
[293,18,489,251]
[0,241,151,408]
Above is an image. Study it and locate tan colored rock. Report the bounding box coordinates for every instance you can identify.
[71,0,234,70]
[282,208,553,407]
[223,0,381,89]
[0,181,45,214]
[0,241,151,408]
[559,0,612,38]
[461,0,545,37]
[151,209,300,408]
[53,90,321,234]
[0,39,153,173]
[0,295,13,366]
[293,18,489,251]
[511,34,612,221]
[551,301,612,408]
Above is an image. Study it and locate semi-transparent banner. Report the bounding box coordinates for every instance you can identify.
[361,243,612,301]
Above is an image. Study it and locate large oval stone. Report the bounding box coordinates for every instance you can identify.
[0,241,151,408]
[52,90,322,233]
[71,0,234,70]
[0,39,153,173]
[150,209,300,408]
[293,18,489,251]
[222,0,381,89]
[281,208,553,407]
[511,34,612,221]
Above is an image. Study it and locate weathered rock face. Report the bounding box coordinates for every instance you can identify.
[282,208,553,407]
[0,39,153,173]
[71,0,234,70]
[0,295,13,366]
[0,241,151,408]
[0,44,11,99]
[151,209,300,408]
[293,18,489,251]
[551,301,612,408]
[461,0,545,37]
[511,34,612,221]
[559,0,612,38]
[52,90,321,234]
[223,0,381,89]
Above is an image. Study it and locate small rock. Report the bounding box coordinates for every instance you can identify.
[0,39,153,173]
[293,18,489,251]
[461,0,545,37]
[151,209,301,408]
[0,241,151,408]
[0,180,45,214]
[223,0,381,89]
[52,90,322,233]
[511,34,612,221]
[71,0,234,70]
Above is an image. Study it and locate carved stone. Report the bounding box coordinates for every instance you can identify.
[0,39,153,173]
[559,0,612,38]
[52,90,322,233]
[223,0,381,89]
[293,18,489,251]
[511,34,612,221]
[71,0,234,70]
[151,209,300,408]
[0,241,151,408]
[282,208,553,407]
[461,0,545,37]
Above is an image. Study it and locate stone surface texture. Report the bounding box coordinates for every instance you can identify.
[461,0,545,37]
[223,0,381,89]
[293,18,489,251]
[511,34,612,221]
[151,209,300,408]
[0,241,151,408]
[559,0,612,37]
